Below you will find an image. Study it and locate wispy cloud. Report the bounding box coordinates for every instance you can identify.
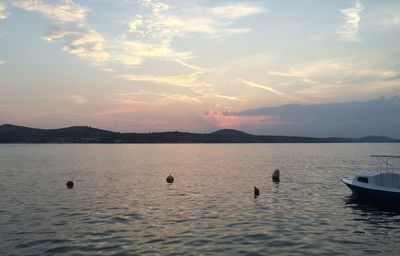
[121,73,244,104]
[121,71,212,90]
[267,58,400,100]
[204,110,268,130]
[212,3,266,20]
[123,3,196,68]
[0,60,5,64]
[236,78,303,102]
[67,94,87,104]
[113,90,202,107]
[301,78,319,85]
[337,0,364,42]
[103,68,114,72]
[215,94,244,102]
[383,74,400,81]
[0,0,8,19]
[114,39,194,66]
[139,90,201,103]
[10,0,266,72]
[13,0,110,64]
[269,59,397,82]
[123,1,266,69]
[268,59,347,83]
[43,28,110,62]
[377,12,400,29]
[268,71,299,78]
[237,78,282,95]
[122,73,195,88]
[12,0,86,25]
[130,1,265,38]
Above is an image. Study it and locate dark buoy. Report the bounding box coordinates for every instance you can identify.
[166,174,174,183]
[254,186,260,198]
[66,181,74,189]
[272,168,280,182]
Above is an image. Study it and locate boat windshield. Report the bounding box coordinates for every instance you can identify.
[370,155,400,173]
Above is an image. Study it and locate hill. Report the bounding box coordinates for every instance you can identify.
[0,124,398,143]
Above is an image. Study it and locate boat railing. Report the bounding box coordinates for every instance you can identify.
[370,155,400,173]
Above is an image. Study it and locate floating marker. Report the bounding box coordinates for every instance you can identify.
[254,186,260,198]
[66,181,74,189]
[166,174,174,183]
[272,168,280,182]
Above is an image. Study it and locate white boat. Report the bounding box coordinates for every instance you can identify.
[342,155,400,203]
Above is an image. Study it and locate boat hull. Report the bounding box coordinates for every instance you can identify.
[342,179,400,204]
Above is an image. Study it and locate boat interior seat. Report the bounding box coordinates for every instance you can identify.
[374,173,400,188]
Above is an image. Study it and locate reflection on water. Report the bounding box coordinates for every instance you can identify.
[344,195,400,222]
[0,143,400,255]
[343,195,400,253]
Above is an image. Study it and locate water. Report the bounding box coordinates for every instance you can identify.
[1,143,400,255]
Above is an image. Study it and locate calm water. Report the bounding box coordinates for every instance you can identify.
[1,144,400,255]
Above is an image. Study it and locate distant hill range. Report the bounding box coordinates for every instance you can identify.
[0,124,398,143]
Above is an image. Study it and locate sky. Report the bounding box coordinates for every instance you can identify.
[0,0,399,137]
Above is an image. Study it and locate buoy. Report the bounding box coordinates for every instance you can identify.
[272,168,280,182]
[254,186,260,198]
[66,181,74,189]
[166,174,174,183]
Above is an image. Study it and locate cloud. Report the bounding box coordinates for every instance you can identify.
[9,0,266,87]
[122,1,266,69]
[237,78,283,95]
[204,110,269,130]
[268,60,340,78]
[377,13,400,29]
[67,94,87,104]
[302,78,319,85]
[337,0,364,42]
[0,0,8,19]
[113,90,202,105]
[138,90,201,103]
[179,18,251,36]
[12,1,112,64]
[43,28,110,62]
[265,58,400,101]
[215,94,244,102]
[236,78,305,102]
[269,58,397,84]
[114,39,194,66]
[232,96,400,137]
[130,1,265,38]
[12,0,209,70]
[124,3,190,68]
[121,71,212,90]
[212,3,266,20]
[120,72,246,104]
[0,60,5,64]
[268,71,300,78]
[10,0,265,72]
[384,74,400,81]
[12,0,86,25]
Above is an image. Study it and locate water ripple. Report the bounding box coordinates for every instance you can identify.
[1,144,400,255]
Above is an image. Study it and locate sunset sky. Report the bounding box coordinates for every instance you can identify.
[0,0,399,136]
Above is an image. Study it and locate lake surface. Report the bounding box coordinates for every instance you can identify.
[1,144,400,255]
